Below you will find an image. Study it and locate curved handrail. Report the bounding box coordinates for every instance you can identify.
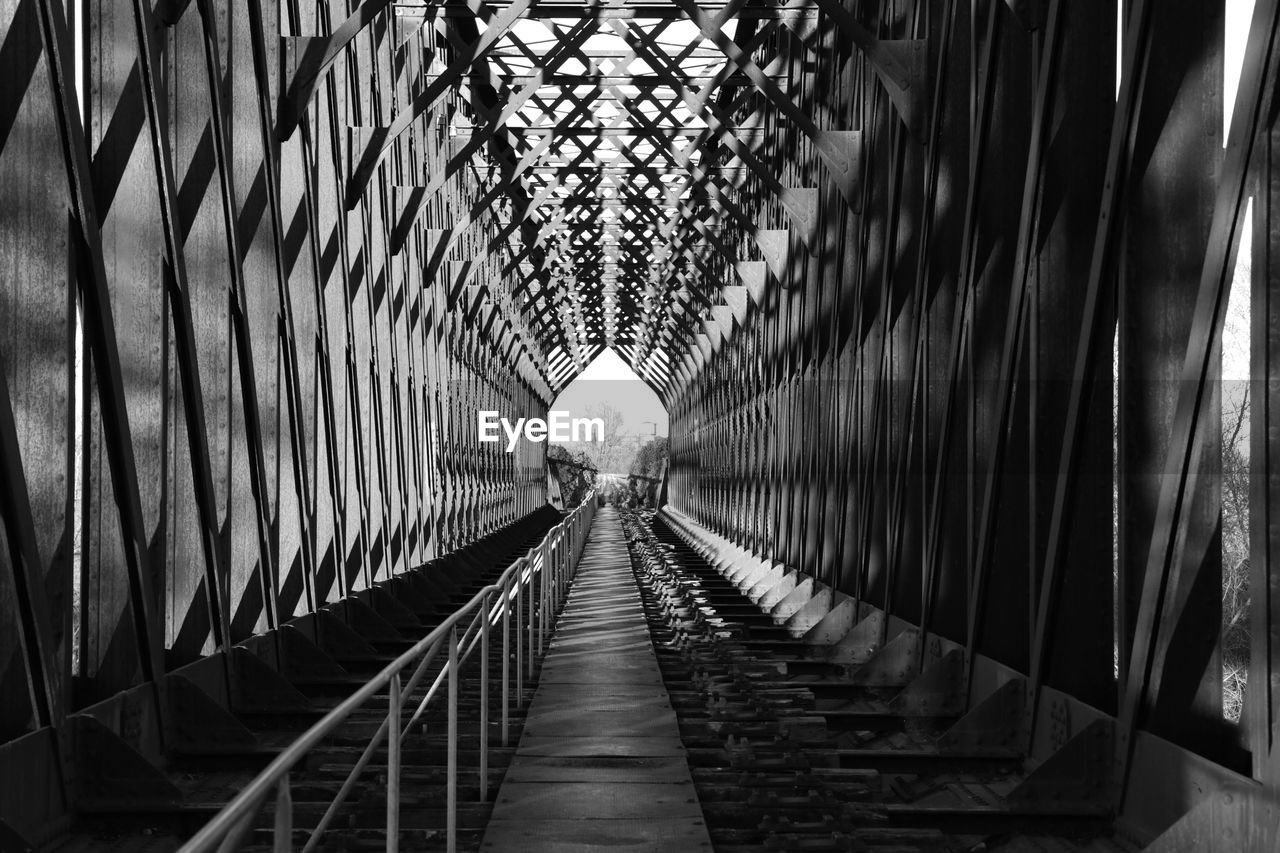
[180,494,596,853]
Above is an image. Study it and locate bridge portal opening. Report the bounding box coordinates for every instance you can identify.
[546,348,668,510]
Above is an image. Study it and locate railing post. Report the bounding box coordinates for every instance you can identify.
[502,574,511,745]
[537,541,547,655]
[447,626,458,853]
[526,556,536,680]
[552,537,559,613]
[479,591,490,802]
[556,532,564,609]
[515,559,524,705]
[555,527,565,601]
[387,674,401,853]
[548,536,556,615]
[546,536,554,640]
[273,774,292,853]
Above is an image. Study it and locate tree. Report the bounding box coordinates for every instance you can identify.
[565,401,636,475]
[627,436,669,507]
[630,435,668,479]
[1221,382,1250,722]
[547,444,597,509]
[1219,241,1251,722]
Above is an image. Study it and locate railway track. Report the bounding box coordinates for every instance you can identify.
[622,508,1138,853]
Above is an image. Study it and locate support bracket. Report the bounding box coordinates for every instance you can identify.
[0,821,33,853]
[229,647,313,714]
[1007,718,1113,813]
[69,715,180,811]
[937,676,1027,753]
[888,648,965,717]
[848,627,919,687]
[1142,785,1280,853]
[163,674,258,754]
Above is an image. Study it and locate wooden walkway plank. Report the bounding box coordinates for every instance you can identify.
[481,508,713,852]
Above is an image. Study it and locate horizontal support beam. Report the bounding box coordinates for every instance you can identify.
[475,126,768,136]
[425,73,790,84]
[517,165,752,172]
[398,2,819,19]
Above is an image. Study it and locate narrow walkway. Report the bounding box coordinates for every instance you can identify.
[481,507,712,852]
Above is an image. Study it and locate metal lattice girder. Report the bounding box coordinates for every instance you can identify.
[662,0,1280,839]
[272,0,873,389]
[8,1,1280,846]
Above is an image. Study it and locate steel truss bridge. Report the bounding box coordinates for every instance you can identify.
[2,0,1280,850]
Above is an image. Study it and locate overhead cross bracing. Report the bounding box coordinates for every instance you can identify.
[333,0,869,400]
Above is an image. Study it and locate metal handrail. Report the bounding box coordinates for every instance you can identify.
[180,495,597,853]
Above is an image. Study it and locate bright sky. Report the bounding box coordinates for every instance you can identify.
[1225,0,1256,134]
[1223,0,1255,385]
[550,348,669,440]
